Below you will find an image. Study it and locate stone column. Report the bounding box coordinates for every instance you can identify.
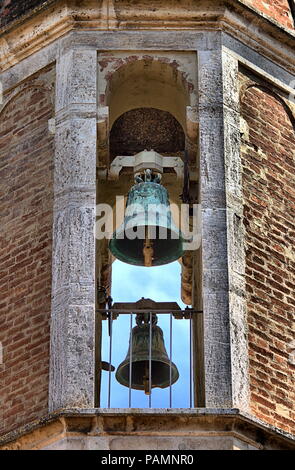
[223,50,249,411]
[49,49,97,411]
[198,46,248,409]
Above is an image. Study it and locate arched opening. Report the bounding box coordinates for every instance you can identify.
[106,58,191,130]
[110,107,185,161]
[96,55,199,408]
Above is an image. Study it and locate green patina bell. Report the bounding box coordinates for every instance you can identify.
[115,314,179,393]
[109,171,184,266]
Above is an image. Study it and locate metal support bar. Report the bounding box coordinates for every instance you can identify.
[128,314,133,408]
[189,310,192,408]
[169,313,173,408]
[97,308,202,320]
[107,311,113,409]
[149,312,152,408]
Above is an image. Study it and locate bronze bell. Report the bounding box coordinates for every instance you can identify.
[115,314,179,393]
[109,170,184,266]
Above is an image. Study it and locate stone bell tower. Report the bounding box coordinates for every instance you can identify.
[0,0,294,450]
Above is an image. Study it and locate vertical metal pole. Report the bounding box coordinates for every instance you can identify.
[108,312,113,409]
[128,314,133,408]
[169,313,172,408]
[189,311,192,409]
[149,312,152,408]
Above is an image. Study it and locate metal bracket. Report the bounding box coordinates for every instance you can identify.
[108,149,184,180]
[98,306,201,320]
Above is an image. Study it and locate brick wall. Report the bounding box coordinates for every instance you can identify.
[0,70,55,435]
[245,0,294,29]
[240,73,295,434]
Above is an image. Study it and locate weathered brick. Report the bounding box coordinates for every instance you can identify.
[0,69,54,436]
[241,73,295,434]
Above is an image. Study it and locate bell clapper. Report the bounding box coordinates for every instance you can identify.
[143,227,154,267]
[143,361,151,395]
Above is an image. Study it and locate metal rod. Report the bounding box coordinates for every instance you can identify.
[108,311,113,409]
[149,312,152,408]
[128,314,133,408]
[189,310,192,409]
[97,309,202,314]
[191,309,195,409]
[169,313,172,408]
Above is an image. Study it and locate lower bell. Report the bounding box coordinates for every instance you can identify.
[115,316,179,393]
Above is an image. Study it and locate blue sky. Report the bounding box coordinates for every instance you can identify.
[100,260,192,408]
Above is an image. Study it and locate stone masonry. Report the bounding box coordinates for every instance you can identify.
[0,0,294,450]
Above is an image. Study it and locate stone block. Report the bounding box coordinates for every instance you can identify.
[54,119,97,193]
[56,49,97,111]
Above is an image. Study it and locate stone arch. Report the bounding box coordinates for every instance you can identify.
[105,57,192,130]
[245,0,294,29]
[97,55,197,309]
[240,83,295,132]
[0,78,53,118]
[287,0,295,25]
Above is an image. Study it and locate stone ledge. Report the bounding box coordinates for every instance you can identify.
[1,408,294,450]
[1,1,294,37]
[0,0,294,73]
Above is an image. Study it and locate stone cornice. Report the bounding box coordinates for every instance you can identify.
[0,0,294,73]
[0,0,294,36]
[0,408,294,450]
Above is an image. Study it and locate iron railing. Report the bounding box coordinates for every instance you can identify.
[97,308,202,409]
